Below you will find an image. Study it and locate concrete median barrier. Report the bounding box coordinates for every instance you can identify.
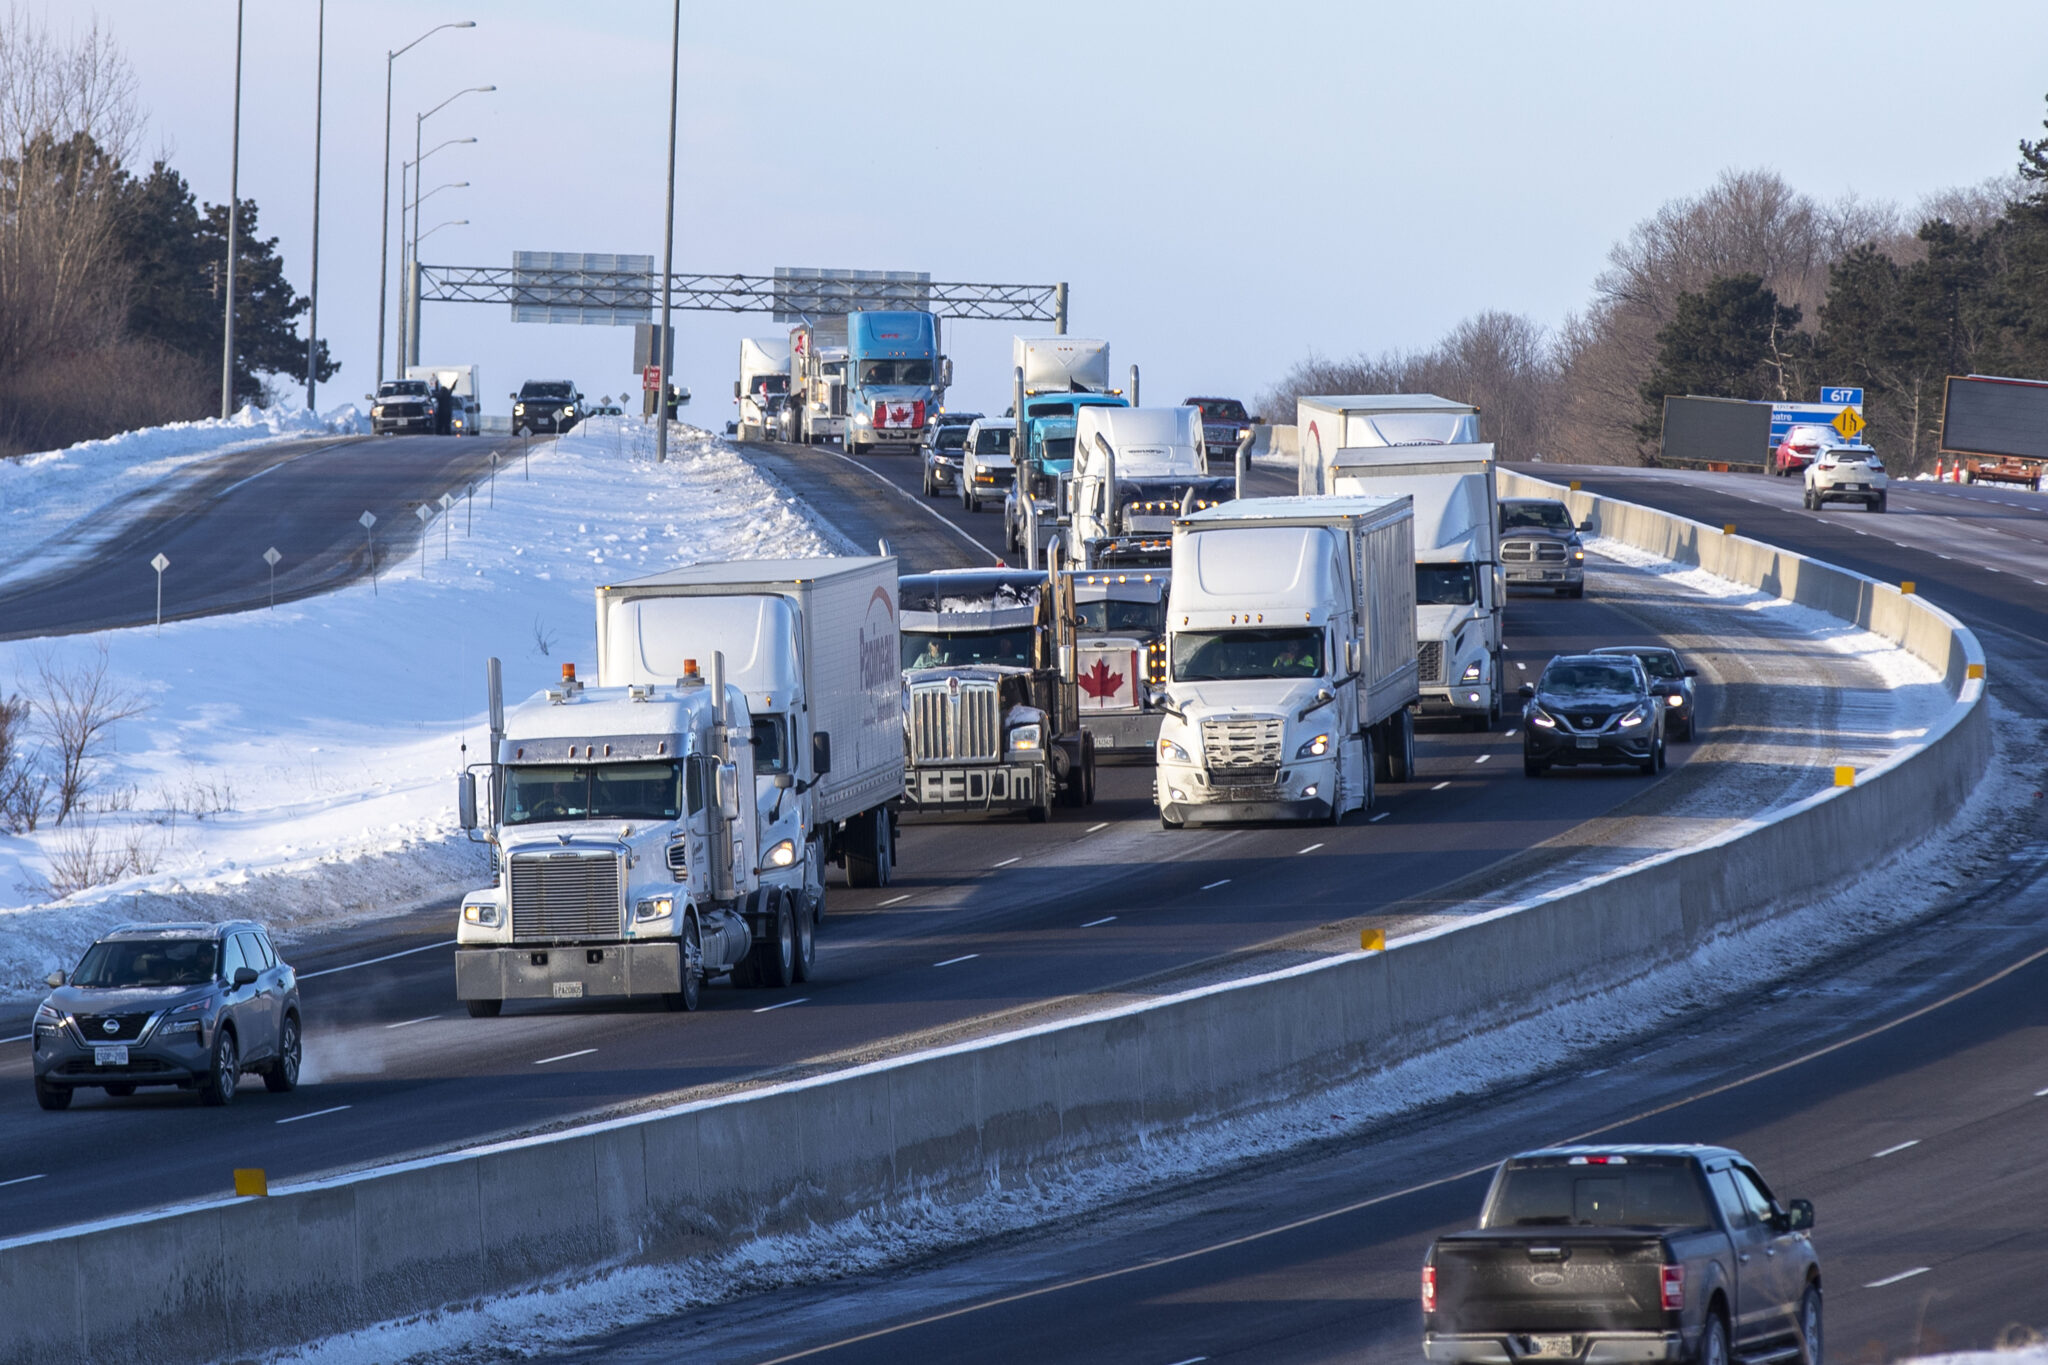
[0,475,1987,1365]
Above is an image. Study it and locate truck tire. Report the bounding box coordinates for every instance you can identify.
[845,810,891,887]
[465,998,502,1018]
[753,890,797,989]
[1386,710,1415,783]
[664,913,704,1011]
[1797,1284,1822,1365]
[792,896,817,983]
[1695,1309,1730,1365]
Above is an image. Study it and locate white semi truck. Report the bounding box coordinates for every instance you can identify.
[1326,444,1504,730]
[790,318,849,445]
[453,655,767,1015]
[594,559,905,912]
[733,337,792,442]
[1153,496,1420,826]
[1067,405,1234,565]
[1295,394,1480,496]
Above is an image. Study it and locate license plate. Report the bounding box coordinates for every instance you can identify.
[95,1045,129,1066]
[1840,482,1863,490]
[1576,737,1599,749]
[1530,1336,1574,1358]
[552,982,584,999]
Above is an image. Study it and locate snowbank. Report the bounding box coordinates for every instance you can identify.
[0,418,827,997]
[0,401,368,584]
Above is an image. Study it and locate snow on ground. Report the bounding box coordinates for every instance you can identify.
[0,418,827,998]
[0,401,368,586]
[1903,1352,2048,1364]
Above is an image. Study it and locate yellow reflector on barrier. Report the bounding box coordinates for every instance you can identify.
[1723,522,1737,536]
[1900,581,1916,595]
[1568,480,1582,492]
[1833,766,1856,788]
[1361,928,1386,952]
[1967,662,1985,679]
[234,1168,269,1197]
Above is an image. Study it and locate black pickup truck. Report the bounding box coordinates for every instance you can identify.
[1423,1145,1820,1365]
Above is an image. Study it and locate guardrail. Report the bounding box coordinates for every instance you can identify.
[0,474,1988,1365]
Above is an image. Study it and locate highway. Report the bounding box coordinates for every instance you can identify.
[0,438,1817,1244]
[560,462,2044,1365]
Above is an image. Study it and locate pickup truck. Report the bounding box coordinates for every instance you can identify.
[1423,1144,1820,1365]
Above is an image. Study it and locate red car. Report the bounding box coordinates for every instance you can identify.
[1772,423,1830,476]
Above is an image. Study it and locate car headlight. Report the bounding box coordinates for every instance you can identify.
[763,838,797,869]
[1295,733,1331,759]
[514,403,525,414]
[1460,661,1483,682]
[1530,708,1557,729]
[371,405,385,418]
[563,406,576,418]
[1008,723,1042,752]
[162,999,207,1035]
[34,1002,63,1029]
[1158,737,1190,763]
[1665,693,1684,707]
[1618,707,1646,728]
[635,894,675,923]
[1571,548,1585,562]
[462,901,502,926]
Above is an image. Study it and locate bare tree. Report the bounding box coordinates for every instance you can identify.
[30,641,146,826]
[0,690,48,832]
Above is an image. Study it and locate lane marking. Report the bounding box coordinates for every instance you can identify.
[879,894,911,906]
[0,1033,28,1044]
[276,1105,352,1126]
[1297,843,1324,855]
[2035,1085,2048,1097]
[1200,879,1230,891]
[0,1174,47,1188]
[934,954,980,968]
[1165,1358,1209,1365]
[1985,566,2001,573]
[302,939,457,980]
[1505,728,1518,737]
[1369,811,1390,822]
[217,442,335,496]
[534,1049,597,1065]
[1515,661,1527,670]
[753,998,808,1014]
[1086,822,1109,833]
[1082,917,1116,928]
[992,856,1020,868]
[1872,1139,1920,1158]
[1936,554,1953,559]
[1864,1267,1929,1289]
[1474,754,1492,764]
[384,1015,440,1030]
[1431,781,1450,791]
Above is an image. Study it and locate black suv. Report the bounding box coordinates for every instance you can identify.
[1520,653,1666,776]
[32,921,302,1109]
[512,379,582,435]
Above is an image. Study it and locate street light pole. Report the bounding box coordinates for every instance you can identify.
[405,86,492,370]
[654,0,680,464]
[220,0,245,419]
[306,0,325,411]
[411,220,469,362]
[376,21,475,388]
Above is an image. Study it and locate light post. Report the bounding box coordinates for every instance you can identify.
[377,20,474,386]
[653,0,681,464]
[405,85,493,365]
[399,134,479,368]
[220,0,245,418]
[306,0,325,411]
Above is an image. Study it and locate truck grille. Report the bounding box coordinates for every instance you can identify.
[909,679,1000,763]
[1418,639,1445,685]
[1202,715,1283,786]
[73,1013,150,1042]
[1502,539,1567,563]
[509,850,623,941]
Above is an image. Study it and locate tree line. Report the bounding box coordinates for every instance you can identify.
[1261,97,2048,472]
[0,14,331,458]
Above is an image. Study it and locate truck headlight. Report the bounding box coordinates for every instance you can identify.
[1460,661,1483,682]
[1158,737,1190,763]
[1572,548,1585,562]
[635,894,675,923]
[854,410,871,426]
[563,406,576,418]
[763,838,797,869]
[1295,733,1331,759]
[462,901,501,927]
[1665,693,1684,708]
[1008,723,1042,752]
[371,405,385,418]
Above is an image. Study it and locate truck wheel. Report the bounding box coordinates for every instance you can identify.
[754,891,797,989]
[465,998,502,1018]
[665,913,704,1011]
[1797,1285,1822,1365]
[792,897,817,983]
[1696,1310,1730,1365]
[1083,738,1097,804]
[1387,709,1415,782]
[845,810,891,887]
[1028,800,1050,823]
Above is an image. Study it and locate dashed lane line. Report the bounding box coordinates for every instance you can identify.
[1086,822,1109,833]
[1474,754,1492,764]
[753,998,808,1014]
[1369,812,1390,823]
[934,954,980,968]
[1297,843,1324,855]
[1081,917,1116,928]
[302,939,457,980]
[1200,879,1231,891]
[1864,1267,1929,1289]
[384,1015,440,1030]
[879,893,911,906]
[534,1049,598,1065]
[1431,781,1450,791]
[992,856,1020,868]
[0,1174,47,1188]
[1872,1139,1920,1158]
[276,1105,352,1126]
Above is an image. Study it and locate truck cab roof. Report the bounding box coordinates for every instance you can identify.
[501,680,747,759]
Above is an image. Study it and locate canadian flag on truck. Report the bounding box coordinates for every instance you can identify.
[876,400,924,429]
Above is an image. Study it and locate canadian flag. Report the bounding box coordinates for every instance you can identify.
[1077,648,1138,710]
[876,400,924,429]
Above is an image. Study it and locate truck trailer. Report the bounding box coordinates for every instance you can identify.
[401,364,482,435]
[1154,496,1420,826]
[790,318,849,445]
[1295,394,1480,496]
[1327,443,1503,729]
[733,337,792,443]
[593,558,905,905]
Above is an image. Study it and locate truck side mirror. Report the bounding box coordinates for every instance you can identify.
[1345,639,1361,675]
[811,731,832,776]
[733,380,742,399]
[1785,1198,1815,1232]
[772,771,795,790]
[716,762,741,822]
[456,771,478,830]
[941,357,954,386]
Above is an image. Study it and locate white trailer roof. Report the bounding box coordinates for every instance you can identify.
[604,557,893,591]
[1298,394,1477,414]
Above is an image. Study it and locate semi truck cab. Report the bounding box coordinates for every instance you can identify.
[845,310,950,455]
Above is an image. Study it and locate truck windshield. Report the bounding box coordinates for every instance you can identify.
[501,761,685,825]
[72,939,219,988]
[1502,502,1574,532]
[1417,564,1477,606]
[378,381,429,398]
[935,427,969,453]
[1173,628,1323,681]
[1193,399,1249,422]
[520,382,574,400]
[751,375,789,396]
[1482,1158,1713,1229]
[1076,599,1165,634]
[903,628,1036,669]
[860,359,933,386]
[972,428,1014,456]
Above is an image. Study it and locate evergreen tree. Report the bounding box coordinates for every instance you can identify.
[1636,275,1807,442]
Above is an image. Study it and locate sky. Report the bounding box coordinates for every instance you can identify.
[32,0,2048,420]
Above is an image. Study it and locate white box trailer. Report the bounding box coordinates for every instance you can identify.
[1014,336,1111,396]
[1329,442,1504,727]
[594,556,904,889]
[1295,394,1479,496]
[1154,495,1419,826]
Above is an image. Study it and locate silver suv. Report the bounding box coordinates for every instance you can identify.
[32,921,302,1110]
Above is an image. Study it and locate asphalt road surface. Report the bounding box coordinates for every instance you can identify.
[544,462,2048,1364]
